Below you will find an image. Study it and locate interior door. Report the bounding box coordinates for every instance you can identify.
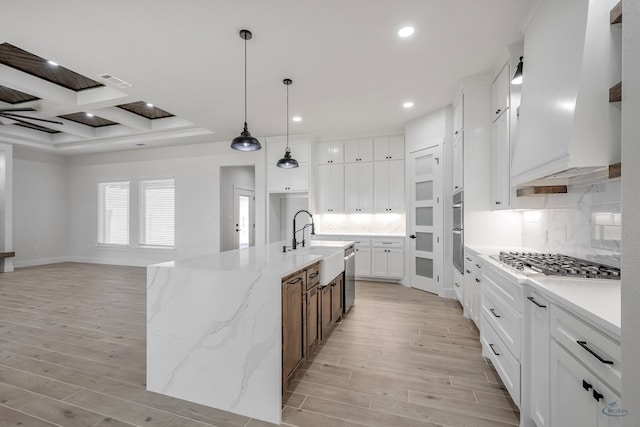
[409,145,442,294]
[233,187,255,249]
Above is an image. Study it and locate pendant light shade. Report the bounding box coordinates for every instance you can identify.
[511,56,524,85]
[277,78,299,168]
[231,29,261,151]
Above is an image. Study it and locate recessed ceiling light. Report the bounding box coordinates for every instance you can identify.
[398,26,414,38]
[47,60,59,66]
[292,116,302,122]
[146,102,154,107]
[85,113,94,117]
[403,101,414,109]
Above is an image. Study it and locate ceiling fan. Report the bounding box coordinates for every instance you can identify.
[0,107,62,127]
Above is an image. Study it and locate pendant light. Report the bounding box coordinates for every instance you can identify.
[511,56,524,85]
[277,78,299,168]
[231,29,261,151]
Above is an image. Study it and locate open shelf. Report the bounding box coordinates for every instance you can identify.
[609,82,622,103]
[609,162,621,179]
[516,185,568,197]
[610,0,622,24]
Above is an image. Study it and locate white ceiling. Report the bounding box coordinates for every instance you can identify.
[0,0,534,155]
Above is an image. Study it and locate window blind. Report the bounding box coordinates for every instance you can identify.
[141,178,175,247]
[98,181,129,245]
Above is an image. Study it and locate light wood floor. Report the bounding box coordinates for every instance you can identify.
[0,263,519,426]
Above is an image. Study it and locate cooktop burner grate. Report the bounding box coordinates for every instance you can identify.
[497,251,621,279]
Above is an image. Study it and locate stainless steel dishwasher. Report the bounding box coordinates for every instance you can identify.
[343,244,355,313]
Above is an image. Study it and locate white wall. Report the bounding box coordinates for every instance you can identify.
[621,0,640,423]
[405,107,451,293]
[13,146,69,267]
[220,166,255,252]
[67,141,266,266]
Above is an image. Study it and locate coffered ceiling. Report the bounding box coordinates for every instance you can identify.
[0,0,534,155]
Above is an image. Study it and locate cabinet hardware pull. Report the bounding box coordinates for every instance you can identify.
[593,390,604,402]
[287,277,303,285]
[466,257,472,261]
[475,278,480,283]
[475,264,481,269]
[466,269,471,274]
[309,272,319,279]
[489,343,500,356]
[527,296,547,308]
[495,201,502,205]
[409,235,416,239]
[455,282,460,287]
[455,131,459,135]
[582,380,593,391]
[576,341,614,365]
[496,109,501,114]
[489,308,501,318]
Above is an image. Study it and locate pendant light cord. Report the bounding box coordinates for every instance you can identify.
[286,82,289,151]
[244,37,247,124]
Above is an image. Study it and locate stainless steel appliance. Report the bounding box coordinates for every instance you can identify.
[343,245,355,313]
[491,251,621,279]
[452,191,464,274]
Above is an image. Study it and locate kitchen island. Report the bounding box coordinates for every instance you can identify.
[146,240,352,424]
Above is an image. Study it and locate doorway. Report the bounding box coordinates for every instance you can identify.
[234,187,255,249]
[220,166,255,252]
[408,144,442,295]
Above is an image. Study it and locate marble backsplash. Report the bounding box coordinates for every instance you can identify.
[314,213,406,236]
[521,179,621,267]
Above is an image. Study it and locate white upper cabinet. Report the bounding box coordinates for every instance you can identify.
[491,62,510,122]
[344,162,373,212]
[373,135,404,161]
[317,164,344,213]
[453,92,464,138]
[267,163,309,192]
[317,141,344,164]
[512,0,621,185]
[266,136,310,165]
[373,160,404,213]
[452,135,463,193]
[492,109,510,208]
[345,138,374,163]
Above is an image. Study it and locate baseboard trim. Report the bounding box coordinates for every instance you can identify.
[67,257,152,267]
[13,257,70,268]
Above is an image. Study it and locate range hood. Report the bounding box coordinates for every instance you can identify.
[511,0,621,186]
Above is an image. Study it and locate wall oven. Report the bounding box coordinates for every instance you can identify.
[452,191,464,274]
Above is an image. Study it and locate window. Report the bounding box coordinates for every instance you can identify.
[98,181,129,245]
[141,178,175,247]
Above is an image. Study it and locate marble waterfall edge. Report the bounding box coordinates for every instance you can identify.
[147,265,282,424]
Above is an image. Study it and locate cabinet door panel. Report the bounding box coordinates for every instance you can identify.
[371,248,388,277]
[388,160,404,212]
[358,162,374,212]
[344,163,360,212]
[355,247,371,276]
[282,276,304,381]
[331,141,344,164]
[492,112,510,208]
[550,341,598,427]
[345,140,360,163]
[331,276,343,322]
[321,285,332,340]
[268,165,288,192]
[317,141,332,164]
[373,137,388,161]
[388,135,405,160]
[357,139,374,162]
[373,161,389,212]
[529,292,550,427]
[331,165,345,212]
[317,164,332,213]
[387,248,404,279]
[288,163,309,191]
[306,286,319,356]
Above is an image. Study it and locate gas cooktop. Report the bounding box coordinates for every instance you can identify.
[491,251,621,279]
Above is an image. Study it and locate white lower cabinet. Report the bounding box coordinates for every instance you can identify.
[371,247,403,279]
[453,269,464,305]
[550,341,622,427]
[354,246,371,277]
[526,291,550,427]
[463,250,483,327]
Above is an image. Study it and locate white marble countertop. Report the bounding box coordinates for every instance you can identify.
[469,244,621,339]
[527,276,621,338]
[153,240,351,279]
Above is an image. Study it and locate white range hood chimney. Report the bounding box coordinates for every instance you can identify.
[511,0,621,186]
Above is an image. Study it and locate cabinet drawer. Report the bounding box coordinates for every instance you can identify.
[372,239,403,248]
[351,238,371,247]
[481,260,523,313]
[481,314,521,407]
[306,263,320,289]
[481,287,521,359]
[550,305,621,392]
